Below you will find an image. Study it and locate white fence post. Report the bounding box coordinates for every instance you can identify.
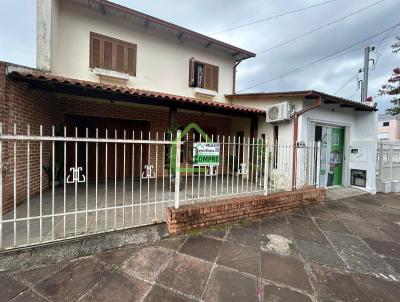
[316,141,321,188]
[378,142,383,180]
[174,130,181,209]
[390,144,393,181]
[264,139,269,195]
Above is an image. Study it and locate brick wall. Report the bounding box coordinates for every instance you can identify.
[167,187,326,235]
[0,62,235,213]
[1,62,56,212]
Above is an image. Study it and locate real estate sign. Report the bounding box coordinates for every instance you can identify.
[193,142,220,166]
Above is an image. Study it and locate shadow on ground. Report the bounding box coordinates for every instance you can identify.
[1,191,400,301]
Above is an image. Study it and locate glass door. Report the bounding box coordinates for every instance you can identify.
[314,125,344,187]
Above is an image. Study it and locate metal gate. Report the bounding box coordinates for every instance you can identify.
[0,123,320,250]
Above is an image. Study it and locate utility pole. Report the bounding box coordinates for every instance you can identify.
[361,46,375,102]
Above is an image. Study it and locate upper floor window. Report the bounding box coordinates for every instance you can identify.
[382,121,390,127]
[189,58,219,92]
[90,32,137,76]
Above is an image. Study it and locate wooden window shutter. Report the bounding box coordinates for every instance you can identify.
[91,36,102,68]
[189,57,195,87]
[127,46,136,76]
[103,40,114,70]
[203,65,213,90]
[116,44,125,72]
[211,66,219,91]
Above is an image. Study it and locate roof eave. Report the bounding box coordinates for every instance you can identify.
[74,0,255,60]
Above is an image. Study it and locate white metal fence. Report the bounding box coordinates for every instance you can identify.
[0,123,320,250]
[377,141,400,182]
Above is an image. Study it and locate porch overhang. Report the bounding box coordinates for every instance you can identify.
[6,66,264,118]
[226,90,378,112]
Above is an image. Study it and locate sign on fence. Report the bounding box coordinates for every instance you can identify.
[193,142,220,166]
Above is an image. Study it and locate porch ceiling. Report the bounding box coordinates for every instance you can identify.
[7,66,264,118]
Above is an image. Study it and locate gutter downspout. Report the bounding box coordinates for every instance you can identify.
[232,60,242,94]
[292,95,321,188]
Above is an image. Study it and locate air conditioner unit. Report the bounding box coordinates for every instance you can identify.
[266,101,293,123]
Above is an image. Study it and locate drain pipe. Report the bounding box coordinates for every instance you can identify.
[232,59,243,94]
[292,95,322,188]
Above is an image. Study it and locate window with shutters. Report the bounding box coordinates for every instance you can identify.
[90,32,137,76]
[189,58,219,92]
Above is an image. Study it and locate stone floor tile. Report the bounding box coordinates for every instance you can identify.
[263,283,313,302]
[217,241,260,276]
[315,218,351,234]
[95,246,137,265]
[295,239,346,269]
[156,235,187,251]
[261,214,287,224]
[202,226,228,240]
[227,226,263,248]
[307,204,338,220]
[325,231,393,275]
[384,257,400,275]
[13,262,65,286]
[204,267,258,302]
[310,263,369,302]
[0,273,27,302]
[236,220,260,231]
[290,207,311,217]
[35,258,105,302]
[80,271,149,302]
[180,235,222,262]
[260,218,292,238]
[355,273,400,302]
[286,214,315,227]
[291,223,329,245]
[261,234,298,258]
[342,219,393,241]
[122,246,174,282]
[381,226,400,242]
[11,290,47,302]
[143,285,195,302]
[363,238,400,259]
[157,254,212,298]
[261,252,312,293]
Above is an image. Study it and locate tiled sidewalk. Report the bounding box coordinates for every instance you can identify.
[1,193,400,301]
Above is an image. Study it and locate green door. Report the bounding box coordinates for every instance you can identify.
[327,127,344,186]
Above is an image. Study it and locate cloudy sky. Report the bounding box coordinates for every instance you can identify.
[0,0,399,112]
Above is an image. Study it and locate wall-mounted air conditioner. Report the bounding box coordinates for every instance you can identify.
[266,101,293,123]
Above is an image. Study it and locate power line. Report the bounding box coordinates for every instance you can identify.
[334,73,358,94]
[209,0,337,36]
[237,22,400,93]
[257,0,385,55]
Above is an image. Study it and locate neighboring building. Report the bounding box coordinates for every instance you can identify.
[227,91,378,193]
[378,114,400,141]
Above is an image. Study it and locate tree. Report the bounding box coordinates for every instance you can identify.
[379,36,400,115]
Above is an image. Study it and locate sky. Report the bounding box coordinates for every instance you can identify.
[0,0,399,113]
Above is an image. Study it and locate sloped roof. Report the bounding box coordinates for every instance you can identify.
[226,90,377,112]
[67,0,255,61]
[6,65,264,115]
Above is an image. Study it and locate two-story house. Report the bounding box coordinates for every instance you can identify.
[378,114,400,141]
[0,0,263,214]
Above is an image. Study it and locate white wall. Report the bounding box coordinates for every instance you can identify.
[301,101,377,193]
[232,96,377,192]
[41,0,236,102]
[230,96,303,143]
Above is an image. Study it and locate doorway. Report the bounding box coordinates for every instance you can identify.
[314,125,345,187]
[65,115,150,180]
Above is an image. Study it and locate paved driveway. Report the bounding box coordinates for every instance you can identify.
[1,192,400,301]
